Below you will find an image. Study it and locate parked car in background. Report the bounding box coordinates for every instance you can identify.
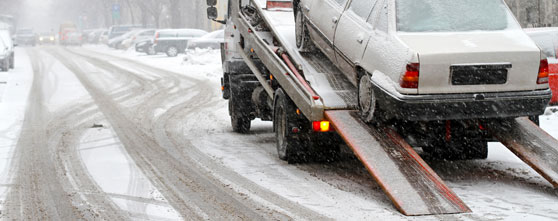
[525,28,558,105]
[65,32,83,46]
[99,30,109,44]
[186,29,224,50]
[121,29,155,49]
[108,25,142,40]
[108,29,148,49]
[293,0,550,123]
[15,28,36,46]
[87,29,107,44]
[38,32,56,45]
[0,38,10,71]
[135,38,155,55]
[152,29,207,57]
[0,29,14,69]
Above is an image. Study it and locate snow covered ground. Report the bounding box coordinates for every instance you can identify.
[0,44,556,220]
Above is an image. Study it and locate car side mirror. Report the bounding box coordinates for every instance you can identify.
[207,7,226,24]
[207,7,218,20]
[207,0,217,6]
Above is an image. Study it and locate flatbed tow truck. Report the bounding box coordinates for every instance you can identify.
[207,0,558,216]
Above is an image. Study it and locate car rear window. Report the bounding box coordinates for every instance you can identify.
[529,33,558,58]
[396,0,520,32]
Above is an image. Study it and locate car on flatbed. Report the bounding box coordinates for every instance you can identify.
[293,0,551,122]
[186,29,224,50]
[152,29,208,57]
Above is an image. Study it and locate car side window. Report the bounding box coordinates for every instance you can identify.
[375,1,389,32]
[348,0,377,20]
[334,0,348,6]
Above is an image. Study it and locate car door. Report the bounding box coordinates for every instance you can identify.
[306,0,349,60]
[333,0,379,84]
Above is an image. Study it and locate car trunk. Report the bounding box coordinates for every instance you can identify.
[398,31,541,94]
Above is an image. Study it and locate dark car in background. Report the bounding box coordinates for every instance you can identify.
[525,28,558,105]
[152,29,207,57]
[186,29,224,50]
[135,38,155,55]
[108,25,142,40]
[15,28,36,46]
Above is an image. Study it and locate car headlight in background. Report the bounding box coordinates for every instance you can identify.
[39,37,44,41]
[50,37,54,41]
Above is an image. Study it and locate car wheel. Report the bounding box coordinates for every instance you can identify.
[295,9,313,52]
[1,59,8,72]
[9,55,14,69]
[274,89,305,163]
[147,46,156,55]
[166,46,179,57]
[358,73,376,123]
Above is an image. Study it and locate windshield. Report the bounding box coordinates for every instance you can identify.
[396,0,520,32]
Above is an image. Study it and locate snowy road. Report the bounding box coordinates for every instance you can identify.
[0,46,557,220]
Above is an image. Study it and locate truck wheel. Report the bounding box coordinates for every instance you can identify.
[295,9,313,52]
[358,73,376,123]
[166,46,179,57]
[274,89,305,163]
[229,90,252,133]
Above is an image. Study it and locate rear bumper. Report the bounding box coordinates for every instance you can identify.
[374,85,552,121]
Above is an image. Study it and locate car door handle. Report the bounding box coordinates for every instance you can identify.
[332,17,338,24]
[356,35,364,44]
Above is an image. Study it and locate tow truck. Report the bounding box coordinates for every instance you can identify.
[207,0,558,216]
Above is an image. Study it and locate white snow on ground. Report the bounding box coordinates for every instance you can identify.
[79,125,181,220]
[0,48,34,208]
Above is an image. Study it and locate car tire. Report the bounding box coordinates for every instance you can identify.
[146,46,156,55]
[166,46,179,57]
[9,55,14,69]
[358,73,377,123]
[295,9,313,52]
[274,89,305,163]
[1,59,8,72]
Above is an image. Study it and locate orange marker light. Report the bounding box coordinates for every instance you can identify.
[312,121,330,132]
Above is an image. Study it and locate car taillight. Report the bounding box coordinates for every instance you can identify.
[538,59,549,84]
[400,63,420,89]
[154,32,159,44]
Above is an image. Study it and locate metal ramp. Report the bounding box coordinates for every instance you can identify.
[484,117,558,188]
[325,110,471,216]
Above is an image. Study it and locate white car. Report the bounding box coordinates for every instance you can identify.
[0,29,14,69]
[294,0,551,122]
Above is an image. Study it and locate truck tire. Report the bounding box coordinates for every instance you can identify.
[229,79,252,133]
[166,46,179,57]
[358,73,377,123]
[274,89,305,163]
[295,8,313,52]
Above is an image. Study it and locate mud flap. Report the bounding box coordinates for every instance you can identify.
[483,117,558,188]
[325,110,470,216]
